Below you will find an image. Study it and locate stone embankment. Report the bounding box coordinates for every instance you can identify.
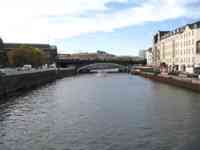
[0,67,76,98]
[132,71,200,92]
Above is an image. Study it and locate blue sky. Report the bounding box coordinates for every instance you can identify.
[57,17,200,56]
[0,0,200,56]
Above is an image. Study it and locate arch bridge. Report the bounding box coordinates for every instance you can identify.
[77,63,127,73]
[56,59,146,73]
[56,59,146,70]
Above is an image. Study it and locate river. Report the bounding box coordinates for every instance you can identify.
[1,73,200,150]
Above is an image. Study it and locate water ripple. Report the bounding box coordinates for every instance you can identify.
[0,74,200,150]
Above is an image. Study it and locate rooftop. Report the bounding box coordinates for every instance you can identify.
[156,20,200,40]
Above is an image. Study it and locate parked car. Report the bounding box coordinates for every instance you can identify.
[168,71,180,76]
[22,65,32,71]
[49,64,56,68]
[194,67,200,74]
[0,70,6,76]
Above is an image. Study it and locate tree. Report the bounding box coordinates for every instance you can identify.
[0,38,8,67]
[7,45,47,67]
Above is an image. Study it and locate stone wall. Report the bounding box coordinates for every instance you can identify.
[57,68,76,78]
[0,68,76,98]
[137,72,200,92]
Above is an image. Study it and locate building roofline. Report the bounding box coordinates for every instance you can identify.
[156,20,200,41]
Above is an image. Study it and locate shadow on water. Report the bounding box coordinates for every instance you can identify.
[0,79,65,105]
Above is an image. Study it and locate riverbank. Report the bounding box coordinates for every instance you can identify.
[133,71,200,92]
[0,67,76,98]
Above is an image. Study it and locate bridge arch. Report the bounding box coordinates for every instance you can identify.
[77,63,127,73]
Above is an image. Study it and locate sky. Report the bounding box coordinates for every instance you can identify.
[0,0,200,56]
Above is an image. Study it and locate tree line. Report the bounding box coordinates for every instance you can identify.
[2,45,48,68]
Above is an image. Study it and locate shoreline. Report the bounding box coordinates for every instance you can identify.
[133,71,200,93]
[0,67,76,99]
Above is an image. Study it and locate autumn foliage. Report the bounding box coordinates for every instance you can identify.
[7,45,47,67]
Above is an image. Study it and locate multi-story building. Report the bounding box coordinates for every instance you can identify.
[139,49,146,59]
[57,51,116,61]
[145,48,153,65]
[152,21,200,73]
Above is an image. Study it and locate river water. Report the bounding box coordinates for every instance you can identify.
[1,74,200,150]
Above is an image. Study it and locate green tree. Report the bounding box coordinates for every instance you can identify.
[0,51,8,67]
[7,45,47,67]
[0,38,8,67]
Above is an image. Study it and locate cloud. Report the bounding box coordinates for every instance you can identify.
[0,0,199,46]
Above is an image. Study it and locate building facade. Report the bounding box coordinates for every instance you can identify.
[145,48,153,65]
[152,21,200,73]
[139,49,146,59]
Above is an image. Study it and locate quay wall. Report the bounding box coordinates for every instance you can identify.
[0,68,76,98]
[135,72,200,92]
[56,68,76,78]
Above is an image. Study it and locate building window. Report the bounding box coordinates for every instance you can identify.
[192,57,195,63]
[196,41,200,54]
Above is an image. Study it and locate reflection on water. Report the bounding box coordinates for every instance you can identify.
[1,74,200,150]
[91,68,119,73]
